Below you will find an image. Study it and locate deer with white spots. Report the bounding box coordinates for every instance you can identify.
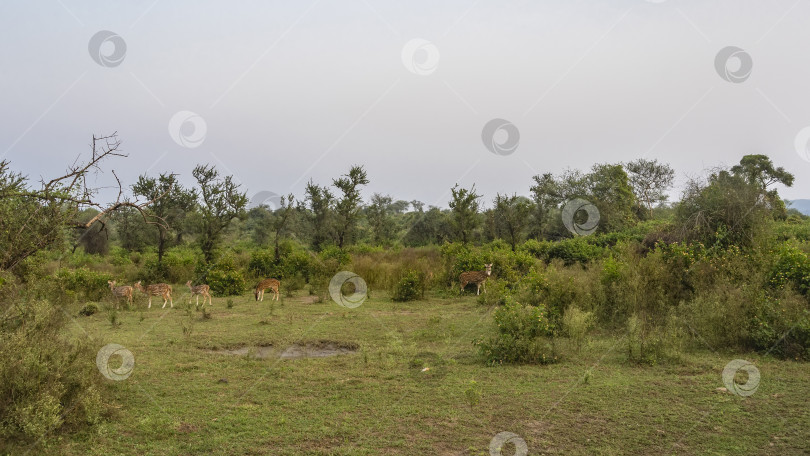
[134,281,173,308]
[459,263,492,295]
[186,280,211,306]
[254,278,280,302]
[107,280,133,308]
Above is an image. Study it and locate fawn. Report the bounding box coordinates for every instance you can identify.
[107,280,133,308]
[459,264,492,295]
[186,280,211,306]
[254,278,280,301]
[134,281,173,308]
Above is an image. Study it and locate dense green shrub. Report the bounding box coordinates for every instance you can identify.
[162,246,199,283]
[484,243,534,284]
[392,270,422,302]
[441,242,486,282]
[79,303,100,316]
[476,278,511,306]
[750,289,810,360]
[248,249,275,277]
[474,299,557,365]
[55,267,113,301]
[0,300,104,442]
[769,243,810,297]
[520,239,551,258]
[249,242,316,283]
[545,237,605,265]
[318,245,351,267]
[204,256,247,296]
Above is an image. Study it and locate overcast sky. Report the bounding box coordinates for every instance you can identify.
[1,0,808,210]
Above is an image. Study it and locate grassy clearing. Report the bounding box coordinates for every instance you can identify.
[16,291,810,455]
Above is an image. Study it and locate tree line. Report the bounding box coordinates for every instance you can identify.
[79,153,799,265]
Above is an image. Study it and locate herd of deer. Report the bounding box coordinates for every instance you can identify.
[106,278,280,309]
[106,264,492,309]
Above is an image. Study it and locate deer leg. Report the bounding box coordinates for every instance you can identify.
[476,284,480,295]
[148,298,152,309]
[169,294,173,308]
[162,297,167,309]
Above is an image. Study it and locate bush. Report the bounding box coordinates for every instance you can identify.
[0,300,105,443]
[476,278,510,306]
[204,256,247,296]
[626,311,685,365]
[78,303,99,316]
[750,289,810,360]
[392,270,422,302]
[474,299,557,365]
[545,237,605,265]
[55,267,113,301]
[562,306,595,352]
[769,243,810,297]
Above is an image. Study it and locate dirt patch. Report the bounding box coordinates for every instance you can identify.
[177,422,199,433]
[204,340,357,360]
[280,341,358,359]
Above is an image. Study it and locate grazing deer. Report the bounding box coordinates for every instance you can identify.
[254,278,280,302]
[107,280,133,308]
[186,280,211,306]
[459,263,492,295]
[134,281,173,308]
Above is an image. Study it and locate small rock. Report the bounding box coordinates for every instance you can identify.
[217,378,228,384]
[715,387,728,393]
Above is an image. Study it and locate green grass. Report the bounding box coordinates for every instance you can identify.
[16,290,810,455]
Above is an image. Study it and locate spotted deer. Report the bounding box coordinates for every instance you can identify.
[107,280,133,308]
[459,263,492,295]
[134,281,173,308]
[254,278,280,302]
[186,280,211,306]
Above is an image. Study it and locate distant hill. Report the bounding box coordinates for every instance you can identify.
[787,199,810,216]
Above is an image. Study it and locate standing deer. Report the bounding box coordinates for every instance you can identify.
[134,281,173,308]
[186,280,211,306]
[107,280,133,308]
[254,278,280,302]
[459,263,492,295]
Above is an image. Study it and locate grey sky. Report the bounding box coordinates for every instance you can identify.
[1,0,808,209]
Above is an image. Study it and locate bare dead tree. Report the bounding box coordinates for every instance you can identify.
[0,133,170,270]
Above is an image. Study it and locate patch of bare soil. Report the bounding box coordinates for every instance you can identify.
[280,340,358,359]
[204,340,358,359]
